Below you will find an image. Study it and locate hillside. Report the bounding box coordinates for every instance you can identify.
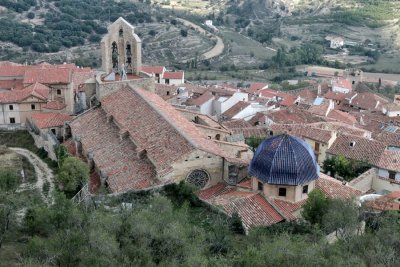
[1,0,400,75]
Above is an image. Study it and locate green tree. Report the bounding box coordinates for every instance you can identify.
[0,169,18,192]
[55,145,70,168]
[229,212,245,235]
[57,157,89,192]
[246,136,264,152]
[301,189,330,225]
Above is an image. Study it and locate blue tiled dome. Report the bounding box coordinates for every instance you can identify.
[249,134,319,185]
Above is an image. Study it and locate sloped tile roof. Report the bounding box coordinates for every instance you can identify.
[101,85,227,175]
[43,100,67,110]
[325,90,347,101]
[364,191,400,211]
[31,112,72,129]
[247,83,268,94]
[327,109,357,124]
[327,134,387,165]
[222,101,250,119]
[270,124,334,143]
[191,91,214,106]
[141,65,165,74]
[0,82,49,103]
[231,127,269,138]
[163,71,184,80]
[377,150,400,172]
[223,119,253,129]
[23,68,71,84]
[266,107,325,124]
[70,108,159,193]
[350,92,389,111]
[199,185,285,230]
[317,173,362,198]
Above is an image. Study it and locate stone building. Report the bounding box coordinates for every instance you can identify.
[199,134,362,231]
[101,17,142,75]
[69,85,249,193]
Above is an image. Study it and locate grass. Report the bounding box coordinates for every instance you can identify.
[221,29,276,60]
[359,52,400,73]
[0,130,58,170]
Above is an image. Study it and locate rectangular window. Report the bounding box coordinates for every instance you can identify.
[9,117,15,124]
[258,181,263,191]
[278,188,287,197]
[9,105,13,110]
[31,104,36,110]
[389,171,396,180]
[51,128,56,135]
[57,89,62,95]
[166,79,170,84]
[315,142,320,152]
[303,185,309,194]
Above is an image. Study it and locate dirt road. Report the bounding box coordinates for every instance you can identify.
[11,147,55,204]
[176,18,224,61]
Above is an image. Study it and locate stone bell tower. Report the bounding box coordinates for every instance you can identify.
[101,17,142,75]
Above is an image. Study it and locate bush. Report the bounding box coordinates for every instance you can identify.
[180,29,188,37]
[27,12,35,19]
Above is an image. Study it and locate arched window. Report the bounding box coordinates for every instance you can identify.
[111,42,118,68]
[215,134,221,140]
[186,169,210,189]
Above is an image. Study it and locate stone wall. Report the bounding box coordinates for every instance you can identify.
[29,129,59,161]
[96,74,155,100]
[348,168,375,193]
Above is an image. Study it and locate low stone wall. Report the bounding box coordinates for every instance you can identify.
[348,168,376,193]
[29,130,59,161]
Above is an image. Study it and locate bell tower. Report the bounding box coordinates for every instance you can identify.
[101,17,142,75]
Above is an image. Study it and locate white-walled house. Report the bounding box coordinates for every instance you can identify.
[332,79,352,94]
[330,37,344,49]
[214,92,248,116]
[382,103,400,117]
[192,91,215,116]
[161,72,184,85]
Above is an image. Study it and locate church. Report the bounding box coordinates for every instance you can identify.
[68,17,251,193]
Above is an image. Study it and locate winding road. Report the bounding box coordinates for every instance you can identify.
[11,147,55,204]
[176,18,225,61]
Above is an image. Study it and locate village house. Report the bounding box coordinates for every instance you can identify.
[332,78,353,94]
[141,66,165,83]
[328,36,344,49]
[69,85,250,192]
[160,71,185,85]
[199,134,361,231]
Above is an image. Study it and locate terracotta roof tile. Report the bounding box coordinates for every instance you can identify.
[0,82,49,103]
[327,134,386,165]
[377,150,400,172]
[270,124,334,143]
[141,66,165,74]
[223,119,253,129]
[364,191,400,211]
[31,112,72,129]
[317,173,362,198]
[163,71,184,80]
[23,68,71,84]
[43,100,67,110]
[350,92,389,111]
[327,109,357,124]
[325,90,347,101]
[70,108,159,193]
[199,185,285,230]
[247,83,268,94]
[222,101,250,119]
[231,127,269,138]
[101,85,227,175]
[191,91,214,106]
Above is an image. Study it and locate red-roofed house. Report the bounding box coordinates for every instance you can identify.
[70,84,249,193]
[30,112,72,139]
[258,89,298,106]
[141,66,166,83]
[247,82,268,94]
[332,78,352,94]
[0,83,50,127]
[161,71,185,85]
